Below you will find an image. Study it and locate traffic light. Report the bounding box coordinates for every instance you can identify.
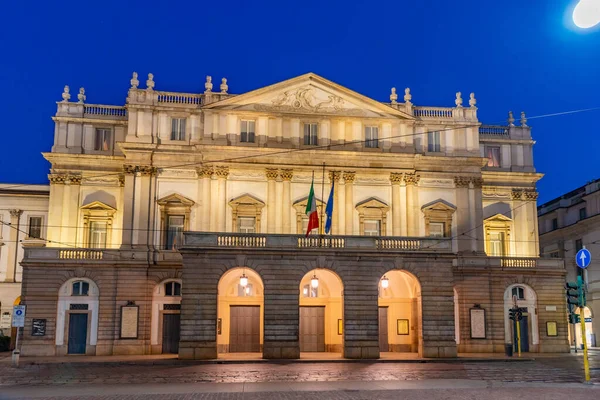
[565,281,580,310]
[569,313,581,324]
[509,308,515,321]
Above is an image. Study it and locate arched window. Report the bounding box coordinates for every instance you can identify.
[511,286,525,300]
[165,281,181,296]
[72,281,90,296]
[302,284,318,298]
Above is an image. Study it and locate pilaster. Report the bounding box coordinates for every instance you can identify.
[266,168,279,233]
[4,209,22,282]
[280,169,293,234]
[197,166,213,232]
[390,173,403,236]
[215,166,229,232]
[404,173,420,236]
[470,177,485,253]
[343,172,355,234]
[328,171,341,234]
[454,176,471,252]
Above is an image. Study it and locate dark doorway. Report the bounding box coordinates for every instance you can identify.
[513,311,530,352]
[379,307,389,352]
[299,306,325,352]
[229,305,260,352]
[162,313,181,354]
[67,313,88,354]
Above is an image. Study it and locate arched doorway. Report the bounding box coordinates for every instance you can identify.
[574,306,594,348]
[56,278,99,355]
[378,270,422,355]
[299,269,343,356]
[151,279,182,354]
[217,268,264,356]
[504,284,539,352]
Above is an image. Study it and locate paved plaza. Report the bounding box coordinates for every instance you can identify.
[0,351,598,399]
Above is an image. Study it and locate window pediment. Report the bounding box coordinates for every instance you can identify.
[80,201,116,218]
[422,199,456,237]
[356,197,390,213]
[157,193,195,208]
[293,196,325,212]
[421,199,457,213]
[229,194,265,209]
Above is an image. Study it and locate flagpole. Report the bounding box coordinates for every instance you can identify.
[321,163,326,244]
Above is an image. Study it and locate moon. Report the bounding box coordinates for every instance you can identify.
[573,0,600,28]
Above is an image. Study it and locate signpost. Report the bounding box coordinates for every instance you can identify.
[11,305,25,368]
[569,247,591,383]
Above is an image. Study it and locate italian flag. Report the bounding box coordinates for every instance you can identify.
[305,177,319,236]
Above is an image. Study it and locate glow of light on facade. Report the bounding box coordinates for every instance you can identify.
[311,274,319,289]
[381,275,389,289]
[240,273,248,287]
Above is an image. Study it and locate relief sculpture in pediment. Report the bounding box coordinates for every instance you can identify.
[254,86,365,116]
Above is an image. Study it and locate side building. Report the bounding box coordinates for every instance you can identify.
[19,72,567,359]
[0,184,49,345]
[539,179,600,348]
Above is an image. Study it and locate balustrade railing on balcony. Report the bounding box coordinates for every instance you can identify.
[479,125,509,137]
[501,257,537,268]
[413,106,454,119]
[83,104,127,119]
[59,249,104,260]
[157,91,203,105]
[184,232,452,252]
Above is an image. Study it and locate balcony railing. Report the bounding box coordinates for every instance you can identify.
[413,106,454,119]
[184,232,453,252]
[479,125,509,137]
[83,104,127,119]
[454,256,563,270]
[156,91,203,106]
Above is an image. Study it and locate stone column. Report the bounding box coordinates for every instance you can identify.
[404,173,420,236]
[266,168,279,233]
[197,167,213,232]
[121,166,136,247]
[60,174,81,245]
[215,166,229,232]
[470,177,485,253]
[328,171,341,234]
[454,176,471,253]
[343,172,355,235]
[281,169,293,234]
[390,173,403,236]
[134,166,157,246]
[4,209,22,282]
[46,174,66,245]
[524,190,540,257]
[512,189,526,257]
[337,173,346,235]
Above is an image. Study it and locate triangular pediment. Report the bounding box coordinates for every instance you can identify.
[157,193,195,207]
[80,200,116,212]
[421,199,457,212]
[204,73,414,119]
[356,197,389,211]
[485,213,512,222]
[229,194,265,208]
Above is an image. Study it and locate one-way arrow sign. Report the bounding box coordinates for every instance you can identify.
[576,248,591,269]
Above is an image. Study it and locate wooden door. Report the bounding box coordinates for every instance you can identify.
[299,306,325,352]
[229,306,260,352]
[67,313,88,354]
[379,307,389,352]
[162,313,181,354]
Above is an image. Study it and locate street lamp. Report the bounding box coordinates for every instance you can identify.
[240,272,248,287]
[380,275,389,289]
[311,273,319,289]
[573,0,600,28]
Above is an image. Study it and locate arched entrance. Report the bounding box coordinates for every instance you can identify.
[574,306,594,348]
[56,278,99,355]
[217,268,264,355]
[299,269,343,356]
[378,270,422,354]
[504,284,539,352]
[151,279,182,354]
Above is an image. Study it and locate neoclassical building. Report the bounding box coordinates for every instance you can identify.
[19,72,568,359]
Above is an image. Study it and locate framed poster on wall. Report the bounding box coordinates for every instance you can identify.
[470,307,486,339]
[338,319,343,335]
[546,321,557,337]
[120,304,139,339]
[397,319,409,335]
[32,319,46,336]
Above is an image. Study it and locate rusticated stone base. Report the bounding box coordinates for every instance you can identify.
[422,344,457,358]
[178,341,217,360]
[263,341,300,359]
[343,344,380,359]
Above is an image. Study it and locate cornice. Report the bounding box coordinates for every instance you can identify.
[52,116,128,126]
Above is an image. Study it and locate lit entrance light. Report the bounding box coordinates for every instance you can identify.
[240,272,248,287]
[381,275,389,289]
[311,274,319,289]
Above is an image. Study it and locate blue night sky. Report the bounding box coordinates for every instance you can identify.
[1,0,598,204]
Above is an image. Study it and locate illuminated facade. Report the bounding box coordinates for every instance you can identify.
[18,72,568,358]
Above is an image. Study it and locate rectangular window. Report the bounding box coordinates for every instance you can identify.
[429,222,445,237]
[28,216,43,239]
[489,231,506,256]
[89,221,107,248]
[171,118,186,141]
[237,217,256,233]
[240,120,256,143]
[303,123,318,146]
[94,128,112,151]
[365,126,379,148]
[486,146,501,167]
[579,207,587,220]
[427,131,441,152]
[551,218,558,230]
[238,283,253,297]
[166,215,184,250]
[364,219,381,236]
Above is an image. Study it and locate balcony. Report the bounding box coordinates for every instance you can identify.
[454,255,564,270]
[183,232,453,252]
